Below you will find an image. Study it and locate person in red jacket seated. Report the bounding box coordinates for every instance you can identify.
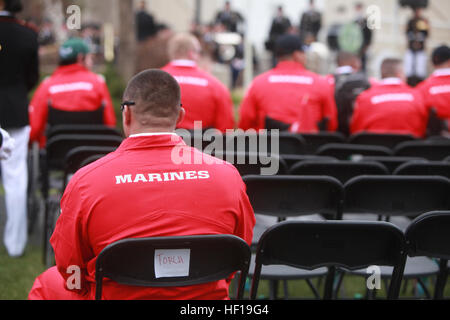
[28,69,255,300]
[29,37,117,147]
[238,34,337,133]
[350,58,428,138]
[161,33,235,133]
[416,45,450,134]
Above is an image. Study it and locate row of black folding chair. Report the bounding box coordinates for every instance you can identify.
[93,211,449,300]
[250,211,450,300]
[243,175,450,299]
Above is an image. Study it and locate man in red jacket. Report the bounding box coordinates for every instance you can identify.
[28,69,255,300]
[351,58,428,138]
[416,45,450,134]
[29,38,117,147]
[238,34,337,133]
[162,33,235,133]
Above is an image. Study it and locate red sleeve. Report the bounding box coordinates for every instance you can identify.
[238,84,259,131]
[29,80,50,144]
[99,79,117,127]
[50,175,93,296]
[213,82,235,132]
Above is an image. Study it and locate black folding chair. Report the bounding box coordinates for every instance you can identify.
[394,162,450,180]
[349,133,417,149]
[250,221,407,300]
[289,160,389,184]
[298,132,346,155]
[394,140,450,161]
[95,235,251,300]
[405,211,450,299]
[316,143,392,160]
[342,176,450,299]
[243,175,344,299]
[212,151,288,176]
[47,103,105,127]
[46,124,123,141]
[62,146,117,191]
[42,134,123,267]
[355,156,427,173]
[280,155,337,170]
[225,132,306,156]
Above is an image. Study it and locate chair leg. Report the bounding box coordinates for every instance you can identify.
[305,278,321,299]
[283,280,289,299]
[434,259,449,300]
[269,280,279,300]
[417,277,431,299]
[333,271,345,299]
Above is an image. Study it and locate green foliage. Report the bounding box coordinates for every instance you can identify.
[101,63,126,132]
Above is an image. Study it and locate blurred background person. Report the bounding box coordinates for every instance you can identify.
[351,58,428,138]
[405,6,430,87]
[29,38,117,148]
[214,1,245,34]
[162,33,235,133]
[135,0,159,42]
[326,51,371,137]
[239,34,337,133]
[0,0,39,258]
[299,0,322,45]
[353,2,373,73]
[266,5,292,68]
[416,45,450,136]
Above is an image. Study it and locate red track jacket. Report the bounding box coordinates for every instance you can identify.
[162,60,235,132]
[31,134,255,300]
[351,78,428,138]
[29,63,117,146]
[238,61,337,133]
[416,68,450,126]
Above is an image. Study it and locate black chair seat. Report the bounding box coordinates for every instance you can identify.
[248,254,328,280]
[348,256,439,279]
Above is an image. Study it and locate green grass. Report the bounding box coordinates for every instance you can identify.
[0,245,46,300]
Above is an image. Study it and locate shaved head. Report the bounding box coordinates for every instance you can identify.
[381,58,403,79]
[123,69,181,129]
[168,33,201,61]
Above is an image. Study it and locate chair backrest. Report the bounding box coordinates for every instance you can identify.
[243,175,343,219]
[212,151,288,176]
[394,162,450,179]
[46,134,123,170]
[62,146,117,191]
[280,155,338,170]
[225,132,306,156]
[298,132,346,154]
[95,235,251,300]
[356,156,427,173]
[349,133,416,149]
[250,220,407,300]
[316,143,392,160]
[344,176,450,217]
[289,160,389,184]
[406,211,450,260]
[48,105,105,126]
[394,140,450,161]
[47,124,123,140]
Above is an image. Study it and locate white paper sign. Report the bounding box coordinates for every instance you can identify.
[154,249,191,279]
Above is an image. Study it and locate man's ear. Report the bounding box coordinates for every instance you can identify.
[176,107,186,126]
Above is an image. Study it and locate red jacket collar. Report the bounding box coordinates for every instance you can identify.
[275,61,306,71]
[54,64,89,75]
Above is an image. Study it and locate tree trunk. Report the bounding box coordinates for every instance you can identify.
[117,0,136,83]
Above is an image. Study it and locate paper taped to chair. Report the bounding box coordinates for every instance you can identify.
[154,249,190,278]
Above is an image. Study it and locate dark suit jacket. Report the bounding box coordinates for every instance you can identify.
[0,14,39,129]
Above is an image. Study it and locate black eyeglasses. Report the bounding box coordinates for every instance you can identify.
[120,101,136,112]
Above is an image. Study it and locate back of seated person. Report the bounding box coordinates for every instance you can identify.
[29,37,117,148]
[28,69,255,300]
[350,58,428,138]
